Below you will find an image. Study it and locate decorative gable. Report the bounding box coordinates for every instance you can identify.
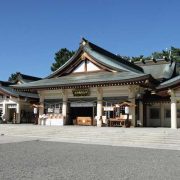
[73,60,101,73]
[87,61,100,71]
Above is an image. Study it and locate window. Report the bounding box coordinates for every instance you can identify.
[45,103,62,114]
[44,99,62,114]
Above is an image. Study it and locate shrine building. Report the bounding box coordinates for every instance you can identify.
[12,38,180,128]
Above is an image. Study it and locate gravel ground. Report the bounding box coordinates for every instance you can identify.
[0,141,180,180]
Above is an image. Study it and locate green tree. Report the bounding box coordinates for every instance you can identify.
[151,47,180,62]
[131,55,144,62]
[128,46,180,62]
[8,72,19,82]
[51,48,75,72]
[171,47,180,62]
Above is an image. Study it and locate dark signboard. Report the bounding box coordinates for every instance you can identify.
[72,89,90,96]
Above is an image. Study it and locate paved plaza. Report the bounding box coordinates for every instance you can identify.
[0,125,180,179]
[0,140,180,180]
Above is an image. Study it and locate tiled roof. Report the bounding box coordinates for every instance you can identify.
[47,38,143,78]
[0,81,14,86]
[135,60,176,80]
[15,72,42,83]
[156,75,180,90]
[0,85,39,98]
[12,71,151,90]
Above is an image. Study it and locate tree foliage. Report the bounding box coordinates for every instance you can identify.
[8,72,19,82]
[127,46,180,62]
[51,48,75,72]
[149,47,180,62]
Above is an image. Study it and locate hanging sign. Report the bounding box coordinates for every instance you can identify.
[72,89,90,96]
[125,106,129,114]
[33,107,38,114]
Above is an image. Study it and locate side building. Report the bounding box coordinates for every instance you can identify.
[12,39,180,128]
[0,73,40,123]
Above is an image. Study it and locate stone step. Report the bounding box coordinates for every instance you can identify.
[7,133,180,145]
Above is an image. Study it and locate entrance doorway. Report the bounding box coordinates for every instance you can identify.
[8,108,16,123]
[69,101,96,125]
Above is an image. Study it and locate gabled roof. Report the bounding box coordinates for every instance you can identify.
[156,75,180,90]
[0,81,14,86]
[47,38,143,78]
[0,83,38,98]
[0,75,40,98]
[14,72,42,84]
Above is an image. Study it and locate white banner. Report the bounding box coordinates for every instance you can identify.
[48,108,54,113]
[70,102,95,107]
[7,104,17,109]
[104,106,114,111]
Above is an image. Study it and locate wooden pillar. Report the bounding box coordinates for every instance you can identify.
[16,102,21,124]
[38,94,44,125]
[2,101,6,122]
[169,89,177,129]
[139,101,143,126]
[128,86,136,126]
[97,87,103,127]
[62,89,67,125]
[171,95,177,129]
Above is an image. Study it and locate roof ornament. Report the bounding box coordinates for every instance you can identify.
[82,40,86,46]
[81,37,88,46]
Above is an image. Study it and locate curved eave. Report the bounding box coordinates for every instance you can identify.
[13,74,153,91]
[156,76,180,91]
[0,87,19,98]
[156,82,180,91]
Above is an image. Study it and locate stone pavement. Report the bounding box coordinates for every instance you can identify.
[1,141,180,180]
[0,124,180,150]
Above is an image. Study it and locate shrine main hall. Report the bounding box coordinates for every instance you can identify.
[13,38,180,128]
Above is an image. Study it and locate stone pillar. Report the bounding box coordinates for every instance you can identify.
[171,96,177,129]
[97,87,103,127]
[128,86,137,127]
[62,89,67,125]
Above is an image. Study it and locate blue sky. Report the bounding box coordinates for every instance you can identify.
[0,0,180,80]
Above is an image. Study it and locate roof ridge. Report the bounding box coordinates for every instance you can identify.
[81,38,143,72]
[17,73,41,80]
